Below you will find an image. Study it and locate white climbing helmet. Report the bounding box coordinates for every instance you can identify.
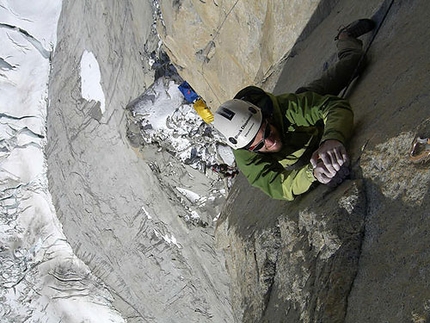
[213,99,263,149]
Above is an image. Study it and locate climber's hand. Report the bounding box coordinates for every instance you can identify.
[312,162,336,184]
[310,139,349,176]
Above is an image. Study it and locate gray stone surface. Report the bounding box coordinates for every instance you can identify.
[157,0,336,108]
[47,1,232,322]
[46,0,430,322]
[210,0,430,322]
[216,176,366,322]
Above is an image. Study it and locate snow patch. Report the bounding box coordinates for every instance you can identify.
[154,229,181,248]
[80,50,106,114]
[176,187,201,203]
[142,205,153,219]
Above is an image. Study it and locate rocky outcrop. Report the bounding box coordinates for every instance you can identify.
[47,1,232,322]
[157,0,339,108]
[216,178,366,322]
[159,0,430,322]
[45,0,430,322]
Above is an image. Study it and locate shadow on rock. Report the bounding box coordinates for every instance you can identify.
[216,176,366,323]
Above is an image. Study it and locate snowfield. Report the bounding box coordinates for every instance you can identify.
[0,1,124,321]
[0,1,235,321]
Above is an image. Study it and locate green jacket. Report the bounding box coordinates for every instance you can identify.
[233,90,353,201]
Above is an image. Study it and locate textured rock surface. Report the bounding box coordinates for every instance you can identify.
[216,178,366,322]
[47,1,232,322]
[157,0,339,108]
[45,0,430,322]
[209,0,430,322]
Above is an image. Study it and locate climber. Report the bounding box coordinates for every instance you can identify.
[212,19,376,201]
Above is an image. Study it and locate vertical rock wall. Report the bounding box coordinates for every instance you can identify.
[47,1,233,322]
[45,0,430,322]
[216,176,366,322]
[157,0,339,107]
[159,0,430,322]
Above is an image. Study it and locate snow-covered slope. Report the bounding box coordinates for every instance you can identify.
[0,1,127,321]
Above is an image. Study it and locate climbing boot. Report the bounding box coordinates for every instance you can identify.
[335,18,376,40]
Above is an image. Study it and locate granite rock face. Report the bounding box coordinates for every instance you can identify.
[47,1,232,322]
[45,0,430,322]
[216,177,366,323]
[159,0,430,322]
[157,0,339,107]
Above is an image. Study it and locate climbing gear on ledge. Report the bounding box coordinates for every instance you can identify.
[193,98,214,124]
[177,81,214,124]
[409,137,430,163]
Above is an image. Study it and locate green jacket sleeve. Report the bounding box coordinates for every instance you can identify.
[233,91,353,201]
[274,91,353,144]
[233,149,316,201]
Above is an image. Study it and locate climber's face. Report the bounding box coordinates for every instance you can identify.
[248,121,282,153]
